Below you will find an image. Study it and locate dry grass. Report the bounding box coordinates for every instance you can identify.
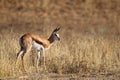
[0,29,120,79]
[0,0,120,79]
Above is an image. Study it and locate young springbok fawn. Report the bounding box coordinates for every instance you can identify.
[16,27,60,72]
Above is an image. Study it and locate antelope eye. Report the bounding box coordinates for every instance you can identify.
[54,33,60,38]
[55,34,57,36]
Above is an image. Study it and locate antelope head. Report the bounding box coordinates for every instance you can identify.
[48,27,60,43]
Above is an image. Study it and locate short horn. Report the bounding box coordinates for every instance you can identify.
[53,27,60,33]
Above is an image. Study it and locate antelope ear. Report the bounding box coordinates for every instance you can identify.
[53,27,60,33]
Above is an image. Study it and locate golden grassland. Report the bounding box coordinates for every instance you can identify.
[0,29,120,79]
[0,0,120,79]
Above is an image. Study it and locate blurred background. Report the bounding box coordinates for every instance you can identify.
[0,0,119,34]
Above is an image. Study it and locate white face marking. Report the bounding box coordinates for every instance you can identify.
[56,34,60,38]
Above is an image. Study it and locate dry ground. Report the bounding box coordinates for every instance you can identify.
[1,72,120,80]
[0,0,120,80]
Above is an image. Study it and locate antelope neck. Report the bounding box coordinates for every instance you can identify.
[48,34,55,44]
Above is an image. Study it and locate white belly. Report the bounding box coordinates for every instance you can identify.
[32,41,44,50]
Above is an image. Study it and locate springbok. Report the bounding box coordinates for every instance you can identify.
[16,27,60,72]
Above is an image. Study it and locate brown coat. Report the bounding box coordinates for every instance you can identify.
[20,33,50,48]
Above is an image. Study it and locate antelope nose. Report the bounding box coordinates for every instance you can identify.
[58,38,60,41]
